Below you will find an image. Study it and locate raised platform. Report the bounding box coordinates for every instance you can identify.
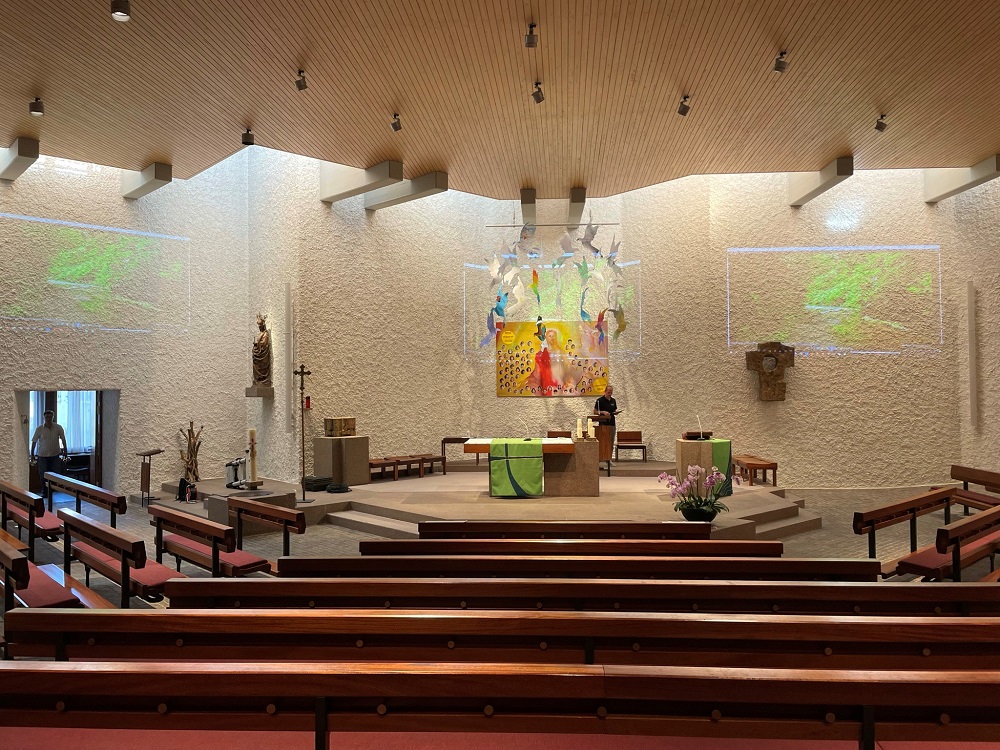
[448,458,675,478]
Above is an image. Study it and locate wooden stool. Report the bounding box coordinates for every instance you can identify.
[369,458,399,481]
[412,453,447,475]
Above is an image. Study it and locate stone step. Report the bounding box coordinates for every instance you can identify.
[348,501,437,525]
[326,509,419,539]
[753,509,823,540]
[734,497,801,525]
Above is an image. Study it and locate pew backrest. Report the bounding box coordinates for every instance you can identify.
[148,504,237,578]
[44,472,127,525]
[277,555,881,581]
[0,480,48,560]
[853,487,960,558]
[228,497,306,558]
[359,539,784,557]
[935,504,1000,581]
[417,520,713,540]
[951,465,1000,495]
[58,508,148,608]
[0,537,30,611]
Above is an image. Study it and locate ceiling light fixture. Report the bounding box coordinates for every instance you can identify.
[676,95,690,116]
[531,82,544,104]
[241,128,254,146]
[391,113,402,132]
[525,23,538,48]
[773,51,788,73]
[875,114,888,132]
[29,97,44,117]
[111,0,131,21]
[295,69,308,91]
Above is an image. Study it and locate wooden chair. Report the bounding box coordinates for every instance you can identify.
[614,430,646,461]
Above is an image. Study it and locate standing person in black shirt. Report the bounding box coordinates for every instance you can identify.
[594,385,621,466]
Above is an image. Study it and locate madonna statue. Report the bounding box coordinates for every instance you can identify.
[252,313,273,387]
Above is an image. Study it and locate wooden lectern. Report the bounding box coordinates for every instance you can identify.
[592,414,614,476]
[135,448,164,507]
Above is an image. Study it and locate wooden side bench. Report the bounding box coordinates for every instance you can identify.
[369,458,398,481]
[229,496,306,560]
[928,504,1000,581]
[0,537,80,611]
[44,472,127,527]
[384,455,424,478]
[417,520,714,539]
[732,454,778,486]
[411,453,446,475]
[59,508,181,607]
[359,538,784,558]
[0,480,61,560]
[615,430,647,462]
[149,504,269,578]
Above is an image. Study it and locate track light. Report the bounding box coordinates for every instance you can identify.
[391,113,402,132]
[29,97,44,117]
[531,82,544,104]
[525,22,538,48]
[111,0,131,21]
[875,114,887,132]
[295,69,307,91]
[773,51,788,73]
[241,128,254,146]
[676,95,690,116]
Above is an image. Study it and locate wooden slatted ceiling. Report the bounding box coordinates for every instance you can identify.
[2,0,1000,198]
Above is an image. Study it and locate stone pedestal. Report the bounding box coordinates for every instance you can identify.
[313,435,371,486]
[202,484,297,533]
[245,385,274,399]
[543,438,600,497]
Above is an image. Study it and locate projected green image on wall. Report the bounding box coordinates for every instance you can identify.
[0,214,190,332]
[727,245,942,354]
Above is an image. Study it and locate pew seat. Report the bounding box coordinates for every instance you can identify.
[895,530,1000,580]
[6,505,62,540]
[15,562,82,608]
[72,541,179,597]
[34,563,115,609]
[162,533,271,577]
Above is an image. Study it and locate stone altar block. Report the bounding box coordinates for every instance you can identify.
[202,481,297,533]
[313,435,370,486]
[543,438,600,497]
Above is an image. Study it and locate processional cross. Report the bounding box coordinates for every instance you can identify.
[294,364,312,503]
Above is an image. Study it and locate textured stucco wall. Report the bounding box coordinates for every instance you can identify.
[0,154,249,494]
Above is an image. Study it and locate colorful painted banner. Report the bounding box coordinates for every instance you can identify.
[496,320,609,397]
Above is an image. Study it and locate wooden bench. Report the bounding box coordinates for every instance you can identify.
[0,480,61,560]
[278,555,880,581]
[615,430,647,462]
[417,520,714,539]
[410,453,446,474]
[44,472,127,527]
[359,539,784,557]
[10,607,1000,671]
[4,661,1000,746]
[229,496,306,560]
[149,504,269,578]
[384,455,424,477]
[546,430,572,438]
[732,454,778,486]
[929,504,1000,581]
[0,537,80,611]
[164,576,1000,616]
[59,508,181,607]
[853,487,998,577]
[369,458,398,481]
[951,464,1000,515]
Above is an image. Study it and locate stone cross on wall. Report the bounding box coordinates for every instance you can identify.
[746,342,795,401]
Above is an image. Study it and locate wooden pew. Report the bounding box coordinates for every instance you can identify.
[149,504,269,578]
[853,487,1000,578]
[417,520,714,539]
[0,480,61,560]
[277,555,881,581]
[3,661,1000,745]
[930,504,1000,581]
[359,539,784,557]
[228,496,306,560]
[950,464,1000,516]
[44,472,127,527]
[9,608,1000,671]
[0,537,80,611]
[164,576,1000,616]
[59,508,181,608]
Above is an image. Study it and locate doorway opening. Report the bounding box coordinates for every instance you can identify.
[24,389,108,492]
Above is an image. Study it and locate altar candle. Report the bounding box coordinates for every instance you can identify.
[249,428,258,482]
[587,418,594,438]
[576,418,583,439]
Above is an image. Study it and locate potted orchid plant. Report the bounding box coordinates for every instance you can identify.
[658,465,733,522]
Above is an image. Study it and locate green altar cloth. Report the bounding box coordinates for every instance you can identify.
[489,439,544,497]
[709,438,733,497]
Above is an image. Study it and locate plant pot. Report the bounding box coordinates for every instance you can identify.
[680,506,718,523]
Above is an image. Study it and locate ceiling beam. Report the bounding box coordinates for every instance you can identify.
[121,162,172,199]
[567,187,586,227]
[788,156,853,207]
[924,155,1000,204]
[320,160,403,203]
[520,188,536,225]
[0,137,39,181]
[364,171,448,211]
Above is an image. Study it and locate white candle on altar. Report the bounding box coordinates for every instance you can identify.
[576,418,583,439]
[587,418,594,438]
[248,428,258,482]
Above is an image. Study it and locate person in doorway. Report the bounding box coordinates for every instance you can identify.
[30,410,68,500]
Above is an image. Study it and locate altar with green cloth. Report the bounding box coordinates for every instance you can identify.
[489,438,544,497]
[674,438,733,497]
